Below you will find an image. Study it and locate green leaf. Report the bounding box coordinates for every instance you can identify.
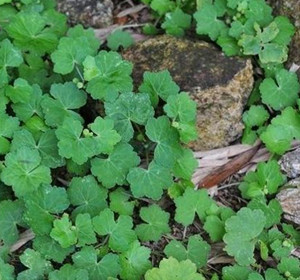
[145,257,205,280]
[56,117,96,165]
[109,188,135,216]
[135,204,170,242]
[260,69,300,110]
[11,129,64,168]
[12,84,44,122]
[282,223,300,245]
[204,215,226,242]
[66,159,90,176]
[194,3,228,41]
[92,208,137,252]
[256,160,285,194]
[248,197,282,228]
[105,92,154,142]
[217,35,241,56]
[260,124,293,155]
[175,188,215,226]
[229,19,255,39]
[259,43,288,65]
[0,136,10,155]
[239,160,285,199]
[270,239,294,260]
[277,257,300,278]
[5,78,33,104]
[227,0,243,9]
[72,246,121,280]
[107,30,134,51]
[223,208,266,266]
[242,126,258,145]
[239,35,261,55]
[139,70,179,106]
[17,55,62,91]
[67,24,100,52]
[248,269,285,280]
[0,113,19,154]
[75,213,97,247]
[271,107,300,139]
[259,240,269,262]
[258,22,279,44]
[51,36,98,75]
[89,116,121,154]
[6,11,58,54]
[162,8,191,36]
[164,92,196,123]
[17,249,52,280]
[67,175,108,218]
[50,213,77,248]
[83,51,133,101]
[33,235,74,263]
[91,143,140,188]
[0,87,9,112]
[24,184,69,235]
[203,208,235,242]
[0,199,24,245]
[238,18,289,64]
[261,107,300,154]
[172,148,198,180]
[120,240,152,280]
[142,23,159,35]
[164,92,197,143]
[243,105,270,128]
[42,82,87,127]
[0,257,14,280]
[272,16,295,45]
[222,265,252,280]
[24,115,48,139]
[164,235,210,268]
[244,0,273,26]
[127,161,173,200]
[1,147,51,197]
[0,113,19,139]
[146,116,182,168]
[49,264,89,280]
[149,0,175,15]
[168,180,194,199]
[0,39,23,87]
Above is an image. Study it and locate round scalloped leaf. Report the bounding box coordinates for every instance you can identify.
[72,246,121,280]
[223,208,266,266]
[145,257,205,280]
[1,147,51,197]
[135,204,170,242]
[260,69,300,111]
[83,51,133,101]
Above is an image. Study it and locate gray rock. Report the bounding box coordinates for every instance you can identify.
[57,0,114,28]
[122,35,254,150]
[280,147,300,178]
[277,185,300,226]
[269,0,300,79]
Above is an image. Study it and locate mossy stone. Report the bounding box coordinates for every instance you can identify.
[123,36,254,150]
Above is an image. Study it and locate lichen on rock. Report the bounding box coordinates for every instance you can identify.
[57,0,114,28]
[277,185,300,226]
[123,35,254,150]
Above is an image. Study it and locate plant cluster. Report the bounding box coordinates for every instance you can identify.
[0,0,299,279]
[142,0,300,154]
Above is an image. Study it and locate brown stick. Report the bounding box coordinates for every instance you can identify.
[197,142,261,189]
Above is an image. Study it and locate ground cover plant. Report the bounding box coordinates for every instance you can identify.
[0,0,300,279]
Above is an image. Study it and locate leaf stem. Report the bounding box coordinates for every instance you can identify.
[75,64,84,83]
